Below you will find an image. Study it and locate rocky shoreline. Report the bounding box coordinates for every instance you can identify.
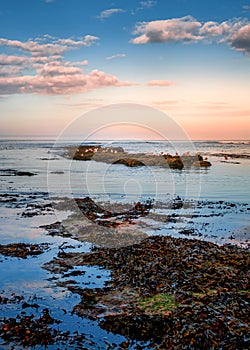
[44,235,249,349]
[0,192,249,348]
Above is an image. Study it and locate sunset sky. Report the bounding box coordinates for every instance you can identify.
[0,0,250,140]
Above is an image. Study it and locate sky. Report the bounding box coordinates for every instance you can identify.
[0,0,250,140]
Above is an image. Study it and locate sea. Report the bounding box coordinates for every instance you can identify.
[0,139,249,349]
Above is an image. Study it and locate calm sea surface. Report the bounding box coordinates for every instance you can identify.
[0,139,249,202]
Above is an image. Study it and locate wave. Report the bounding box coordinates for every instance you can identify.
[217,140,250,145]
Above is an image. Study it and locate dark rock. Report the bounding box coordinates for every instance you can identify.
[192,160,212,167]
[0,243,50,259]
[163,155,184,169]
[0,169,37,176]
[113,158,145,167]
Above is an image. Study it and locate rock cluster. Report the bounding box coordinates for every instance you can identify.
[64,145,212,169]
[45,235,249,349]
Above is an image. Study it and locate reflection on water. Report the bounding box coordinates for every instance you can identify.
[0,139,249,348]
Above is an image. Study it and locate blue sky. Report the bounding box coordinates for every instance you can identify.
[0,0,250,139]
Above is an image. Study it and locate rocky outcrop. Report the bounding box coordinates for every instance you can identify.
[64,145,212,169]
[64,145,125,161]
[74,196,153,228]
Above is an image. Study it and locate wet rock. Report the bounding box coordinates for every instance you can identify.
[21,202,53,217]
[193,160,212,167]
[75,197,153,227]
[45,235,249,348]
[0,194,19,203]
[211,152,250,159]
[113,158,145,167]
[64,145,212,169]
[100,313,167,341]
[171,196,183,209]
[65,145,125,161]
[0,309,59,348]
[0,243,50,259]
[50,171,65,174]
[163,155,184,169]
[0,169,37,176]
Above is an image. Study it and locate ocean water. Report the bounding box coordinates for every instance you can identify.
[1,139,249,202]
[0,139,249,349]
[0,139,249,243]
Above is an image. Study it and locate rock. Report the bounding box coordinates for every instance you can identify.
[163,155,184,169]
[113,158,145,167]
[192,161,212,167]
[65,145,125,161]
[64,145,212,169]
[0,169,37,176]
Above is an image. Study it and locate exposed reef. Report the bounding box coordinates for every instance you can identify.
[64,145,212,169]
[44,235,249,349]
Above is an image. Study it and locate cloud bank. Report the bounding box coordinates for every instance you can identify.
[132,16,250,54]
[0,35,135,95]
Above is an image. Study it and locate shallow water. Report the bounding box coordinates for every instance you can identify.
[0,139,249,348]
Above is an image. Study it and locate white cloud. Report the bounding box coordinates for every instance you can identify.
[56,35,99,48]
[131,16,250,54]
[98,8,125,19]
[242,5,250,11]
[139,1,157,10]
[106,53,126,60]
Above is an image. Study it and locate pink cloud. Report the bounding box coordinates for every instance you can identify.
[0,54,29,65]
[56,35,99,48]
[37,62,83,77]
[0,66,23,76]
[229,23,250,54]
[132,16,203,44]
[0,35,99,57]
[0,68,136,95]
[131,16,250,54]
[146,80,176,87]
[0,38,67,56]
[71,60,89,66]
[199,21,231,37]
[0,35,131,96]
